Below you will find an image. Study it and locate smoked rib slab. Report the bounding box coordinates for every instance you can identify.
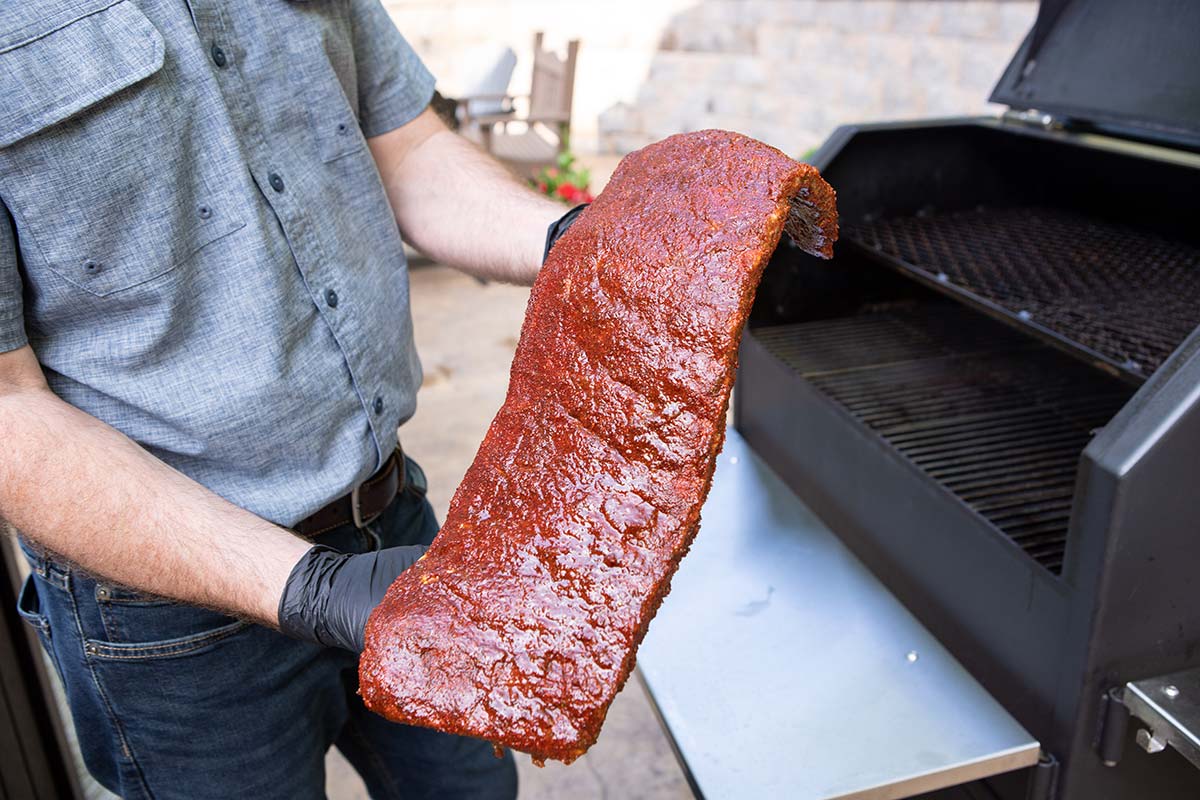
[360,130,837,763]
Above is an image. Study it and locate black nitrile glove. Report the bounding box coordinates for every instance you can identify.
[544,203,589,263]
[278,544,425,652]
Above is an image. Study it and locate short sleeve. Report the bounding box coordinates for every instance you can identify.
[0,200,27,354]
[350,1,437,138]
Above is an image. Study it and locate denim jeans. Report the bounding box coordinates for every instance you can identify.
[15,458,517,800]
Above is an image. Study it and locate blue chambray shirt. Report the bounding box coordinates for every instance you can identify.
[0,1,436,525]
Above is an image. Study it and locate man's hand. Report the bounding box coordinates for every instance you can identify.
[278,544,426,652]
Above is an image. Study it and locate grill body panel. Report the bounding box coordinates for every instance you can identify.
[739,118,1200,800]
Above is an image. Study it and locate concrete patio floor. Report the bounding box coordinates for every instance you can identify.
[325,260,691,799]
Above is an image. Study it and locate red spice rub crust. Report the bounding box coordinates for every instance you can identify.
[360,130,837,763]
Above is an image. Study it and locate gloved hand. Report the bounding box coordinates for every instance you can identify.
[277,544,425,652]
[544,203,589,263]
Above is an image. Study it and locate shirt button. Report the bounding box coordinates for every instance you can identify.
[83,259,102,274]
[210,44,228,68]
[268,173,285,193]
[325,289,339,308]
[373,396,384,415]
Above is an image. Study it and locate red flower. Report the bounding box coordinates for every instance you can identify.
[552,182,591,204]
[537,182,548,193]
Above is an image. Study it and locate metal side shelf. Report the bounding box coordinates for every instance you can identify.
[637,430,1040,800]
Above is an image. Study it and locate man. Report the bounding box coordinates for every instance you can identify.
[0,2,580,797]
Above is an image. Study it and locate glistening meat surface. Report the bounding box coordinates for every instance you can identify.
[360,130,837,763]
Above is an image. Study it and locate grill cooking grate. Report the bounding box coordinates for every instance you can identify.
[756,308,1134,574]
[846,207,1200,382]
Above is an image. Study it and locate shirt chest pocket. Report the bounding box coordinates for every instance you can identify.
[283,16,366,165]
[0,0,245,297]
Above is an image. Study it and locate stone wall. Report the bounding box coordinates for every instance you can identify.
[383,0,1037,157]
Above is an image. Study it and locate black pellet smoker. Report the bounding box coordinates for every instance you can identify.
[639,1,1200,799]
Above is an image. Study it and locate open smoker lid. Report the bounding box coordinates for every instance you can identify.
[990,0,1200,148]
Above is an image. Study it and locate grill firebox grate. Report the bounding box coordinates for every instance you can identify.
[846,207,1200,381]
[756,308,1134,574]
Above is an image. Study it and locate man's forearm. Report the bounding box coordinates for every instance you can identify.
[369,110,566,286]
[0,349,310,625]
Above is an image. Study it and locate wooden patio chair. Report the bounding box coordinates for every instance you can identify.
[431,45,518,132]
[459,32,580,179]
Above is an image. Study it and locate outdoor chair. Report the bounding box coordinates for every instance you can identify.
[458,32,580,179]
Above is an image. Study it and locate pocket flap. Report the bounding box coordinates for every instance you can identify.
[0,1,164,148]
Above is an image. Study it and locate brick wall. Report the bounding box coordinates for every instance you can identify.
[383,0,1036,157]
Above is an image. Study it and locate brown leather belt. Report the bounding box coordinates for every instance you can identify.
[294,449,406,539]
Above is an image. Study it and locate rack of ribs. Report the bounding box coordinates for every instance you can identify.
[360,129,837,764]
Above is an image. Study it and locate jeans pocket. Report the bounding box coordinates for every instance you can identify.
[84,619,253,662]
[16,573,63,677]
[88,593,253,662]
[16,572,51,637]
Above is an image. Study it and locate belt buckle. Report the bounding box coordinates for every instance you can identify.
[351,483,375,530]
[352,452,401,529]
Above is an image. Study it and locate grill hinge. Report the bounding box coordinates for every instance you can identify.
[1098,686,1131,766]
[1025,751,1060,800]
[1002,108,1068,132]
